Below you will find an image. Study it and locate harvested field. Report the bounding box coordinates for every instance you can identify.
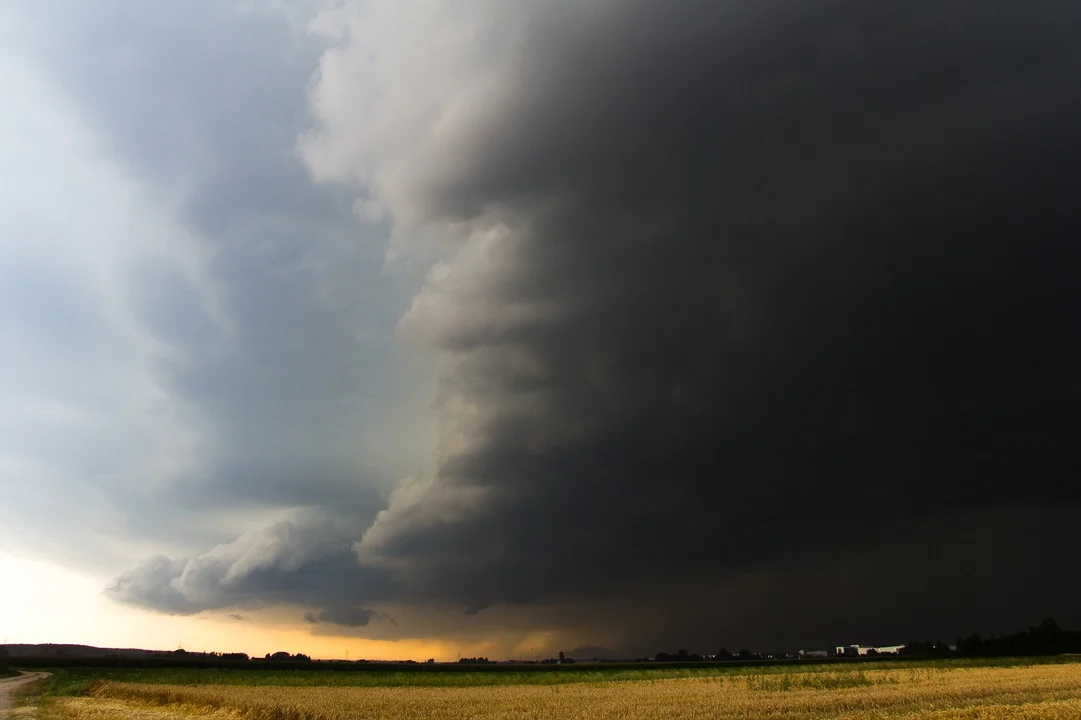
[40,662,1081,720]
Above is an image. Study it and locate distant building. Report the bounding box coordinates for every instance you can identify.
[873,645,905,655]
[835,644,904,656]
[799,650,829,659]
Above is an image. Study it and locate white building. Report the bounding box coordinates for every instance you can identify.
[835,644,905,656]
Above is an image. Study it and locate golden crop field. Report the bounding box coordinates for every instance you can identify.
[40,663,1081,720]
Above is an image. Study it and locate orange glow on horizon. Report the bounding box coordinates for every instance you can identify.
[0,553,533,662]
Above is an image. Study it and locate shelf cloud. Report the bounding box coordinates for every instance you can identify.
[6,0,1080,654]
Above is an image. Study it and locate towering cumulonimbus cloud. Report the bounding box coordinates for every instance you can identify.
[108,0,1081,651]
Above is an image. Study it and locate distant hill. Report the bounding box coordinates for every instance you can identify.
[567,645,620,660]
[4,644,196,660]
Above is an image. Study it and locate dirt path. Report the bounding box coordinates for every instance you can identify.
[0,672,49,717]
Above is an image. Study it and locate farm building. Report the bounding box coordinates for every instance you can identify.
[835,644,905,656]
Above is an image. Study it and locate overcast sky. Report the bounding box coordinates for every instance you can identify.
[2,0,1079,659]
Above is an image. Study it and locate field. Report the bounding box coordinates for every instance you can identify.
[20,658,1081,720]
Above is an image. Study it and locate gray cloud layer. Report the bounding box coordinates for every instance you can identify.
[9,0,1080,651]
[3,1,429,594]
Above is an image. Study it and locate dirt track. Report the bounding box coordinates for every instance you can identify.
[0,672,49,716]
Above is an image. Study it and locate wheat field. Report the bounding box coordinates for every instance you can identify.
[40,664,1081,720]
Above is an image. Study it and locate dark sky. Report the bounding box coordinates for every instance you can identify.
[6,0,1080,656]
[336,0,1081,652]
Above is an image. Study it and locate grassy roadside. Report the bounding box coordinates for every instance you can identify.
[15,671,87,700]
[8,672,52,720]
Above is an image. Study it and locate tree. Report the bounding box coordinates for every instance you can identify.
[558,651,565,663]
[959,633,983,656]
[458,656,491,664]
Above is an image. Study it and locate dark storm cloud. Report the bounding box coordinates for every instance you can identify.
[603,504,1081,654]
[89,0,1081,649]
[304,606,395,628]
[343,0,1081,639]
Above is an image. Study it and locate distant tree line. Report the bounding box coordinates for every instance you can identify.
[903,617,1081,658]
[264,652,311,662]
[460,651,575,665]
[172,649,251,661]
[0,646,9,673]
[646,618,1081,663]
[2,655,592,671]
